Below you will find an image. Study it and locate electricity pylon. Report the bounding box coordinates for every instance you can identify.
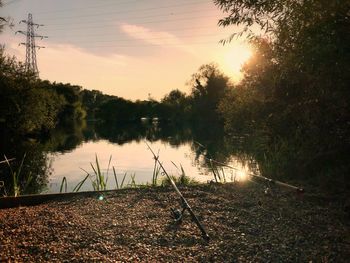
[16,13,47,76]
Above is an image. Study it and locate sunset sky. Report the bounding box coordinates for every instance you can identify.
[0,0,252,100]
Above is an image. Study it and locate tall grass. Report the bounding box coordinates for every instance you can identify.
[72,174,89,192]
[80,154,109,191]
[152,153,162,186]
[60,176,67,193]
[161,162,198,187]
[113,167,119,189]
[128,173,137,188]
[119,172,127,189]
[113,170,128,189]
[2,154,32,197]
[71,154,135,192]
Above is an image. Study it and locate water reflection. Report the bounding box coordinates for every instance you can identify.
[0,129,52,195]
[0,120,255,195]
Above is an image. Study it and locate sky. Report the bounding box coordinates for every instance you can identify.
[0,0,252,101]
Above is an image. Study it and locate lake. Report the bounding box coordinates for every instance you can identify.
[0,120,254,195]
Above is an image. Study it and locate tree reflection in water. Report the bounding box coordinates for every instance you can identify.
[0,120,257,195]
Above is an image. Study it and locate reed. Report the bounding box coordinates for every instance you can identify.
[120,172,127,189]
[59,176,67,193]
[129,173,137,188]
[72,174,89,192]
[77,154,109,191]
[161,162,197,187]
[3,154,32,197]
[74,155,136,191]
[113,167,119,189]
[152,155,162,186]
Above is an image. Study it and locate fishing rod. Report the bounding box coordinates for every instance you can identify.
[146,142,210,242]
[209,158,304,193]
[194,141,304,193]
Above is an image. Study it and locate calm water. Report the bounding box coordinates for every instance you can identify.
[0,121,254,195]
[48,139,251,193]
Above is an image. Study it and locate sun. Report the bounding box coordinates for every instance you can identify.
[225,44,253,71]
[221,43,253,82]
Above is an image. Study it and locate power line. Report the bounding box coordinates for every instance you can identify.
[45,8,215,27]
[37,15,220,32]
[50,40,222,49]
[33,0,141,15]
[53,33,227,45]
[47,25,229,39]
[34,0,212,20]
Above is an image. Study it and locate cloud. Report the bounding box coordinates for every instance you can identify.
[1,29,202,101]
[119,23,195,55]
[3,35,132,89]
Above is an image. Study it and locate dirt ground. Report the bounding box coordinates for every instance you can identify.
[0,182,349,262]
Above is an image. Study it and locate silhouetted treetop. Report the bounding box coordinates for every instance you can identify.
[214,0,349,42]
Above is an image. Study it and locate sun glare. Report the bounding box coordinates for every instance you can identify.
[221,44,253,82]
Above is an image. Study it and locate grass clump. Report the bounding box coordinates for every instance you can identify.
[161,163,198,187]
[1,154,32,197]
[70,155,137,192]
[80,154,109,191]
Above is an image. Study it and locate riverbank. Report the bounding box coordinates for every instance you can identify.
[0,182,349,262]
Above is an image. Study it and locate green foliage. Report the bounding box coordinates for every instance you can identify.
[160,162,198,187]
[0,48,87,135]
[89,155,108,191]
[81,89,106,119]
[72,155,136,192]
[161,89,190,121]
[161,173,197,187]
[2,154,33,197]
[188,63,231,122]
[215,0,350,181]
[152,155,162,186]
[96,97,139,122]
[51,82,86,123]
[0,1,8,33]
[76,155,138,191]
[119,172,127,189]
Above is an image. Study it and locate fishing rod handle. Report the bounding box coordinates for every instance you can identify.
[183,198,210,242]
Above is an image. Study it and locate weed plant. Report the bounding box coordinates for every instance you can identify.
[60,176,67,193]
[161,163,198,187]
[2,154,32,197]
[80,154,109,191]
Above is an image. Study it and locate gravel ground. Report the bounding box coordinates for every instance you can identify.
[0,182,349,262]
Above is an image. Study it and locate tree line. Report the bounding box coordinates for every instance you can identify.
[0,48,85,136]
[1,44,229,137]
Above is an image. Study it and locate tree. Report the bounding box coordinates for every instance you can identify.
[215,0,350,137]
[0,1,4,32]
[0,1,12,33]
[81,89,106,118]
[215,0,350,180]
[161,89,189,121]
[96,97,139,123]
[188,63,231,121]
[0,49,61,134]
[50,82,86,123]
